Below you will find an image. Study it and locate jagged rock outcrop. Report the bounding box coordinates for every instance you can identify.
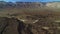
[0,17,19,34]
[0,17,59,34]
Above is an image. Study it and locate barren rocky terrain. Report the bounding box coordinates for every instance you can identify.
[0,1,60,34]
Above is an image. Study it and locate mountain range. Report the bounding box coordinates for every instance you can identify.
[0,1,60,9]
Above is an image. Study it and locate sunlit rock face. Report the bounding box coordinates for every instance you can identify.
[46,2,60,8]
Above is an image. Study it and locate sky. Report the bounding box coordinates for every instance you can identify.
[0,0,60,2]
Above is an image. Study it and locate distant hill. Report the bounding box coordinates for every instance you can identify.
[46,2,60,8]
